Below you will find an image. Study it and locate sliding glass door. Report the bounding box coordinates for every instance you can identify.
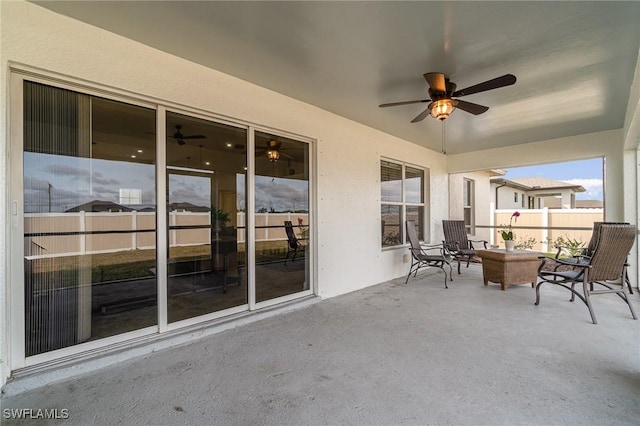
[166,112,247,323]
[254,131,310,303]
[23,81,157,356]
[15,75,313,363]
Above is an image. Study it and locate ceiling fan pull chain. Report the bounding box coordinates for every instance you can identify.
[441,120,446,154]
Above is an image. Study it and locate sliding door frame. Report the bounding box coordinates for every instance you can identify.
[7,65,317,373]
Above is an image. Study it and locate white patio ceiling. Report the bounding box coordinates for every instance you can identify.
[33,1,640,154]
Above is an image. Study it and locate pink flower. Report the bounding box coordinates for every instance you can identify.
[297,217,304,226]
[501,211,520,240]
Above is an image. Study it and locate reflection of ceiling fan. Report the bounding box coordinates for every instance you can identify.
[170,124,206,145]
[379,72,516,122]
[257,140,294,162]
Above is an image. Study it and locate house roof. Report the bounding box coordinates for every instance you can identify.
[32,2,640,155]
[65,200,133,213]
[491,176,585,193]
[169,202,210,213]
[507,177,586,193]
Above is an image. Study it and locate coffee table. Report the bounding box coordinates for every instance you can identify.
[476,249,541,291]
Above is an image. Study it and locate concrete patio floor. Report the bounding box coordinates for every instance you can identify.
[2,264,639,425]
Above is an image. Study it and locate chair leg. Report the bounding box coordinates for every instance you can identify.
[582,279,598,325]
[622,290,638,320]
[625,271,634,295]
[621,268,637,320]
[534,282,543,306]
[439,262,448,289]
[405,259,418,284]
[457,258,462,275]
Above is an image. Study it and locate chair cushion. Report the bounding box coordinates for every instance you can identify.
[456,248,476,256]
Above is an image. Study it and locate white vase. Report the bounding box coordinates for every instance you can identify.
[504,240,515,252]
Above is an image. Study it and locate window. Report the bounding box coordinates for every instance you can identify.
[381,160,425,247]
[521,194,525,208]
[463,179,474,234]
[528,196,535,209]
[514,192,518,203]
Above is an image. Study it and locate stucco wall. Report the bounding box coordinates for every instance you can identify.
[448,171,492,242]
[1,1,450,380]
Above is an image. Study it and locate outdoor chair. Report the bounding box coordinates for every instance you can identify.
[284,221,304,265]
[535,223,638,324]
[553,222,633,294]
[442,220,487,275]
[405,220,453,288]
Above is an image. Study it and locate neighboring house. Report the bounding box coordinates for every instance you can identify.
[65,200,133,213]
[490,177,586,210]
[168,202,210,213]
[449,170,504,242]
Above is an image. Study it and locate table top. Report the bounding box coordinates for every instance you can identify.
[476,249,542,261]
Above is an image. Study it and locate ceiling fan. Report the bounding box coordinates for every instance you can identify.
[170,124,206,145]
[379,73,516,122]
[258,140,294,162]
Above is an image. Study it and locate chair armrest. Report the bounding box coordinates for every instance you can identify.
[538,255,591,271]
[469,239,488,249]
[442,240,461,252]
[421,243,450,259]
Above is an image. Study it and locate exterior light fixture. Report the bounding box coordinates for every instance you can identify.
[430,99,455,121]
[267,149,280,162]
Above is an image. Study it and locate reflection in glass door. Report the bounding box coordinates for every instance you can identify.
[166,112,247,323]
[23,81,157,356]
[254,131,310,303]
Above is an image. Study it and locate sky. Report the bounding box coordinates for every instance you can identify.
[502,158,603,201]
[24,152,309,213]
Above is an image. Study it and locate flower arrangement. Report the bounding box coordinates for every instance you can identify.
[501,211,520,241]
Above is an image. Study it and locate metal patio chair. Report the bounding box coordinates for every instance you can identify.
[442,220,487,275]
[553,222,633,294]
[406,220,453,288]
[535,223,638,324]
[284,221,304,265]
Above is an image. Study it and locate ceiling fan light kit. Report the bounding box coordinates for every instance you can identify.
[267,149,280,162]
[430,99,455,120]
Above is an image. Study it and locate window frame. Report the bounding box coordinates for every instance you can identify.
[463,178,475,234]
[380,158,427,248]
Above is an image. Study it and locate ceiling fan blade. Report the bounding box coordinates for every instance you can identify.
[379,99,430,108]
[424,72,446,93]
[455,100,489,115]
[452,74,516,97]
[280,151,294,160]
[180,135,206,139]
[411,107,432,123]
